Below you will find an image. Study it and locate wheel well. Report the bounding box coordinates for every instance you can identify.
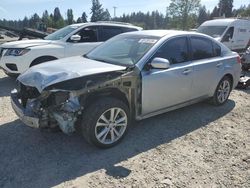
[83,88,130,109]
[224,74,234,87]
[30,56,57,67]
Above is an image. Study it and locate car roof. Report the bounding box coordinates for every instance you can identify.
[122,30,205,38]
[200,18,239,26]
[70,22,142,30]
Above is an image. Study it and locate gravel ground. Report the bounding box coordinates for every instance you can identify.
[0,69,249,188]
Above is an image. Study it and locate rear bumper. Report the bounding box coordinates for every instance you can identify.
[11,91,40,129]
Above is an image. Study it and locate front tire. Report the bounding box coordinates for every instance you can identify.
[80,97,130,148]
[211,76,232,106]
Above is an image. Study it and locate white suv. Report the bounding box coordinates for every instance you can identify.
[0,22,142,76]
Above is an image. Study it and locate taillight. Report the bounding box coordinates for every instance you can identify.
[237,56,241,64]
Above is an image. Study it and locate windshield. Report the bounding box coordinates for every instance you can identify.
[86,34,159,66]
[44,25,81,40]
[197,26,227,38]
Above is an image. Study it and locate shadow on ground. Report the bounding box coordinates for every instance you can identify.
[0,75,16,97]
[0,100,235,188]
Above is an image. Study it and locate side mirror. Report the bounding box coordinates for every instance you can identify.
[151,58,170,69]
[70,35,81,42]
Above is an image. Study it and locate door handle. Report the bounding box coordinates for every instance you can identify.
[182,69,192,75]
[216,63,223,67]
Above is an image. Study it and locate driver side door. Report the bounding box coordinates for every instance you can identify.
[141,37,194,115]
[65,26,102,57]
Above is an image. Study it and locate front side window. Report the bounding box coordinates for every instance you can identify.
[191,37,214,60]
[71,27,98,43]
[99,26,123,41]
[86,34,159,66]
[222,27,234,42]
[153,37,189,64]
[45,25,80,40]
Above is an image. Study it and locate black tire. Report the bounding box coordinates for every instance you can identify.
[211,76,232,106]
[3,70,19,78]
[79,97,130,148]
[30,56,57,67]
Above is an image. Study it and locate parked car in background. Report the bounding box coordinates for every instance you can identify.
[197,18,250,53]
[241,46,250,71]
[11,30,241,148]
[0,22,142,76]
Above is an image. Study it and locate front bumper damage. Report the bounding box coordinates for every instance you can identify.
[11,91,40,128]
[11,89,82,134]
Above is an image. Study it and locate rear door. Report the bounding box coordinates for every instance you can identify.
[98,26,123,42]
[141,36,193,115]
[190,36,223,98]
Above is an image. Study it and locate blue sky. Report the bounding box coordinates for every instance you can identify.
[0,0,246,20]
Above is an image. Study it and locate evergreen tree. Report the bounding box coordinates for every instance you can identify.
[53,7,64,28]
[90,0,110,22]
[76,17,82,23]
[81,12,88,22]
[210,6,220,19]
[67,9,74,24]
[197,6,209,25]
[53,7,62,22]
[218,0,233,17]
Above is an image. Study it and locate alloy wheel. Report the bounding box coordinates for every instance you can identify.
[217,80,231,103]
[95,107,128,145]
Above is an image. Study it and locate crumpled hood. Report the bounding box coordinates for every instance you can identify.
[18,56,126,92]
[1,39,52,49]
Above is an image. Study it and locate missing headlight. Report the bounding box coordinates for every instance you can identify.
[48,91,70,106]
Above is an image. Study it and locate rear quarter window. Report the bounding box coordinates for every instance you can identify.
[191,37,214,60]
[212,42,221,57]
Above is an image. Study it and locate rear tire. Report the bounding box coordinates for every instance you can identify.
[79,97,130,148]
[211,76,232,106]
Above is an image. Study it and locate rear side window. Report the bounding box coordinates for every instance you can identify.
[153,37,189,64]
[191,37,214,60]
[99,26,123,41]
[213,42,221,57]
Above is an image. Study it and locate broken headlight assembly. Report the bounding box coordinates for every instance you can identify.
[48,91,70,106]
[4,48,30,56]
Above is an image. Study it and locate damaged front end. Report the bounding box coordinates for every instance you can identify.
[11,84,82,134]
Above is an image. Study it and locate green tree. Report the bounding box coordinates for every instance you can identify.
[210,6,220,19]
[218,0,233,17]
[197,6,209,25]
[42,10,49,28]
[53,7,62,22]
[29,13,40,28]
[168,0,201,30]
[90,0,110,22]
[67,9,74,24]
[81,12,88,22]
[76,17,82,23]
[52,7,64,28]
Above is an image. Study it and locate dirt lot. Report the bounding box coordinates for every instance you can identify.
[0,69,249,188]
